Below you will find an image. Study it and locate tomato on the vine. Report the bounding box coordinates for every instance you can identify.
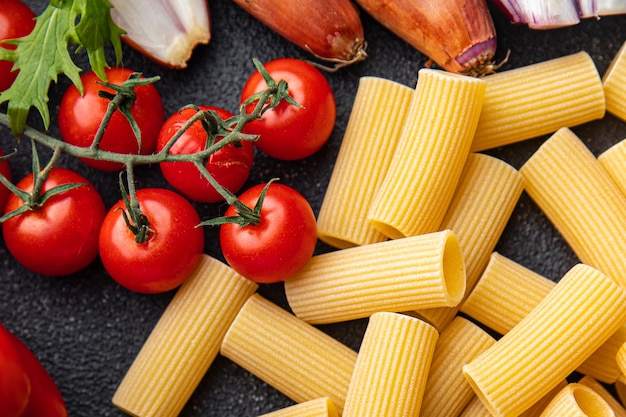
[240,58,336,160]
[58,67,165,171]
[2,168,106,277]
[98,188,205,294]
[0,0,36,92]
[219,182,317,284]
[0,149,13,211]
[157,106,254,203]
[0,323,31,417]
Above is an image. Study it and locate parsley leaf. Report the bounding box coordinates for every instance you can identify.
[0,0,124,137]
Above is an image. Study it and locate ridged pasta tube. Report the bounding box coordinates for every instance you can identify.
[463,263,626,417]
[539,383,614,417]
[257,397,339,417]
[603,41,626,122]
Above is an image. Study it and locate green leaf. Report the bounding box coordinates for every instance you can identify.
[0,0,125,137]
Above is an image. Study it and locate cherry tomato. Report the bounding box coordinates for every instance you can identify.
[240,58,336,160]
[99,188,205,294]
[2,324,68,417]
[0,149,13,212]
[58,67,165,171]
[2,168,106,277]
[0,0,36,92]
[220,183,317,283]
[157,106,254,203]
[0,323,31,417]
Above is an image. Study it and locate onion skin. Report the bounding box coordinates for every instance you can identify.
[233,0,367,69]
[354,0,497,75]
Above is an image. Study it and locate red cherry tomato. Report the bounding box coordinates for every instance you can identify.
[58,67,165,171]
[2,168,106,276]
[0,149,13,212]
[157,106,254,203]
[99,188,205,294]
[0,323,31,417]
[0,0,36,92]
[2,324,68,417]
[240,58,336,160]
[220,183,317,283]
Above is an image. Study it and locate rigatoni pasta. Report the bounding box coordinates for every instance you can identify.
[460,251,626,384]
[602,41,626,122]
[463,263,626,417]
[471,51,605,151]
[577,376,626,417]
[368,68,486,239]
[415,152,524,331]
[598,138,626,197]
[519,127,626,291]
[220,294,357,414]
[342,312,438,417]
[257,398,339,417]
[112,255,258,417]
[539,383,614,417]
[284,230,465,324]
[419,317,496,417]
[316,76,413,249]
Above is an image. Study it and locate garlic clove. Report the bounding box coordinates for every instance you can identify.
[109,0,211,69]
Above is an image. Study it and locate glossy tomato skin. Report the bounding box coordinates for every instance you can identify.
[2,168,106,277]
[220,183,317,283]
[99,188,205,294]
[0,0,36,92]
[157,106,254,203]
[0,323,31,417]
[2,325,68,417]
[241,58,336,160]
[0,149,13,212]
[58,67,165,171]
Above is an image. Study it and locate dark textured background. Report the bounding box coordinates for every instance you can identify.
[1,1,626,416]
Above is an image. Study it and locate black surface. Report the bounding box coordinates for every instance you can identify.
[1,1,626,416]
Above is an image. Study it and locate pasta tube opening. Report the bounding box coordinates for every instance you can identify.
[441,231,466,306]
[571,385,614,416]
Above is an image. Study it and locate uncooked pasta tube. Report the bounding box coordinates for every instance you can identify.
[603,41,626,122]
[220,294,357,414]
[284,229,465,324]
[368,68,486,239]
[342,312,438,417]
[460,380,568,417]
[539,383,614,417]
[258,398,339,417]
[617,342,626,378]
[463,263,626,417]
[598,138,626,197]
[577,376,626,417]
[419,317,496,417]
[316,76,413,249]
[520,127,626,291]
[415,153,524,331]
[112,255,258,417]
[471,51,605,151]
[460,252,626,384]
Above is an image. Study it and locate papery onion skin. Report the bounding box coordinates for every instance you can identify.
[110,0,211,69]
[233,0,367,70]
[353,0,497,75]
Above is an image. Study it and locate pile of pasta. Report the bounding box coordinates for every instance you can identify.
[111,41,626,417]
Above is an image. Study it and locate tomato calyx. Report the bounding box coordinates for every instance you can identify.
[116,171,154,244]
[242,58,303,115]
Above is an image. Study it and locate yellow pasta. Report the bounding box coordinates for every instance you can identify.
[471,51,605,151]
[284,230,465,324]
[257,398,339,417]
[520,127,626,291]
[112,255,258,417]
[415,153,524,331]
[316,76,413,249]
[598,138,626,197]
[460,251,626,384]
[220,294,357,414]
[460,380,568,417]
[614,377,626,407]
[419,317,496,417]
[617,342,626,378]
[342,312,438,417]
[578,376,626,417]
[539,383,614,417]
[603,41,626,122]
[463,263,626,417]
[368,68,486,239]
